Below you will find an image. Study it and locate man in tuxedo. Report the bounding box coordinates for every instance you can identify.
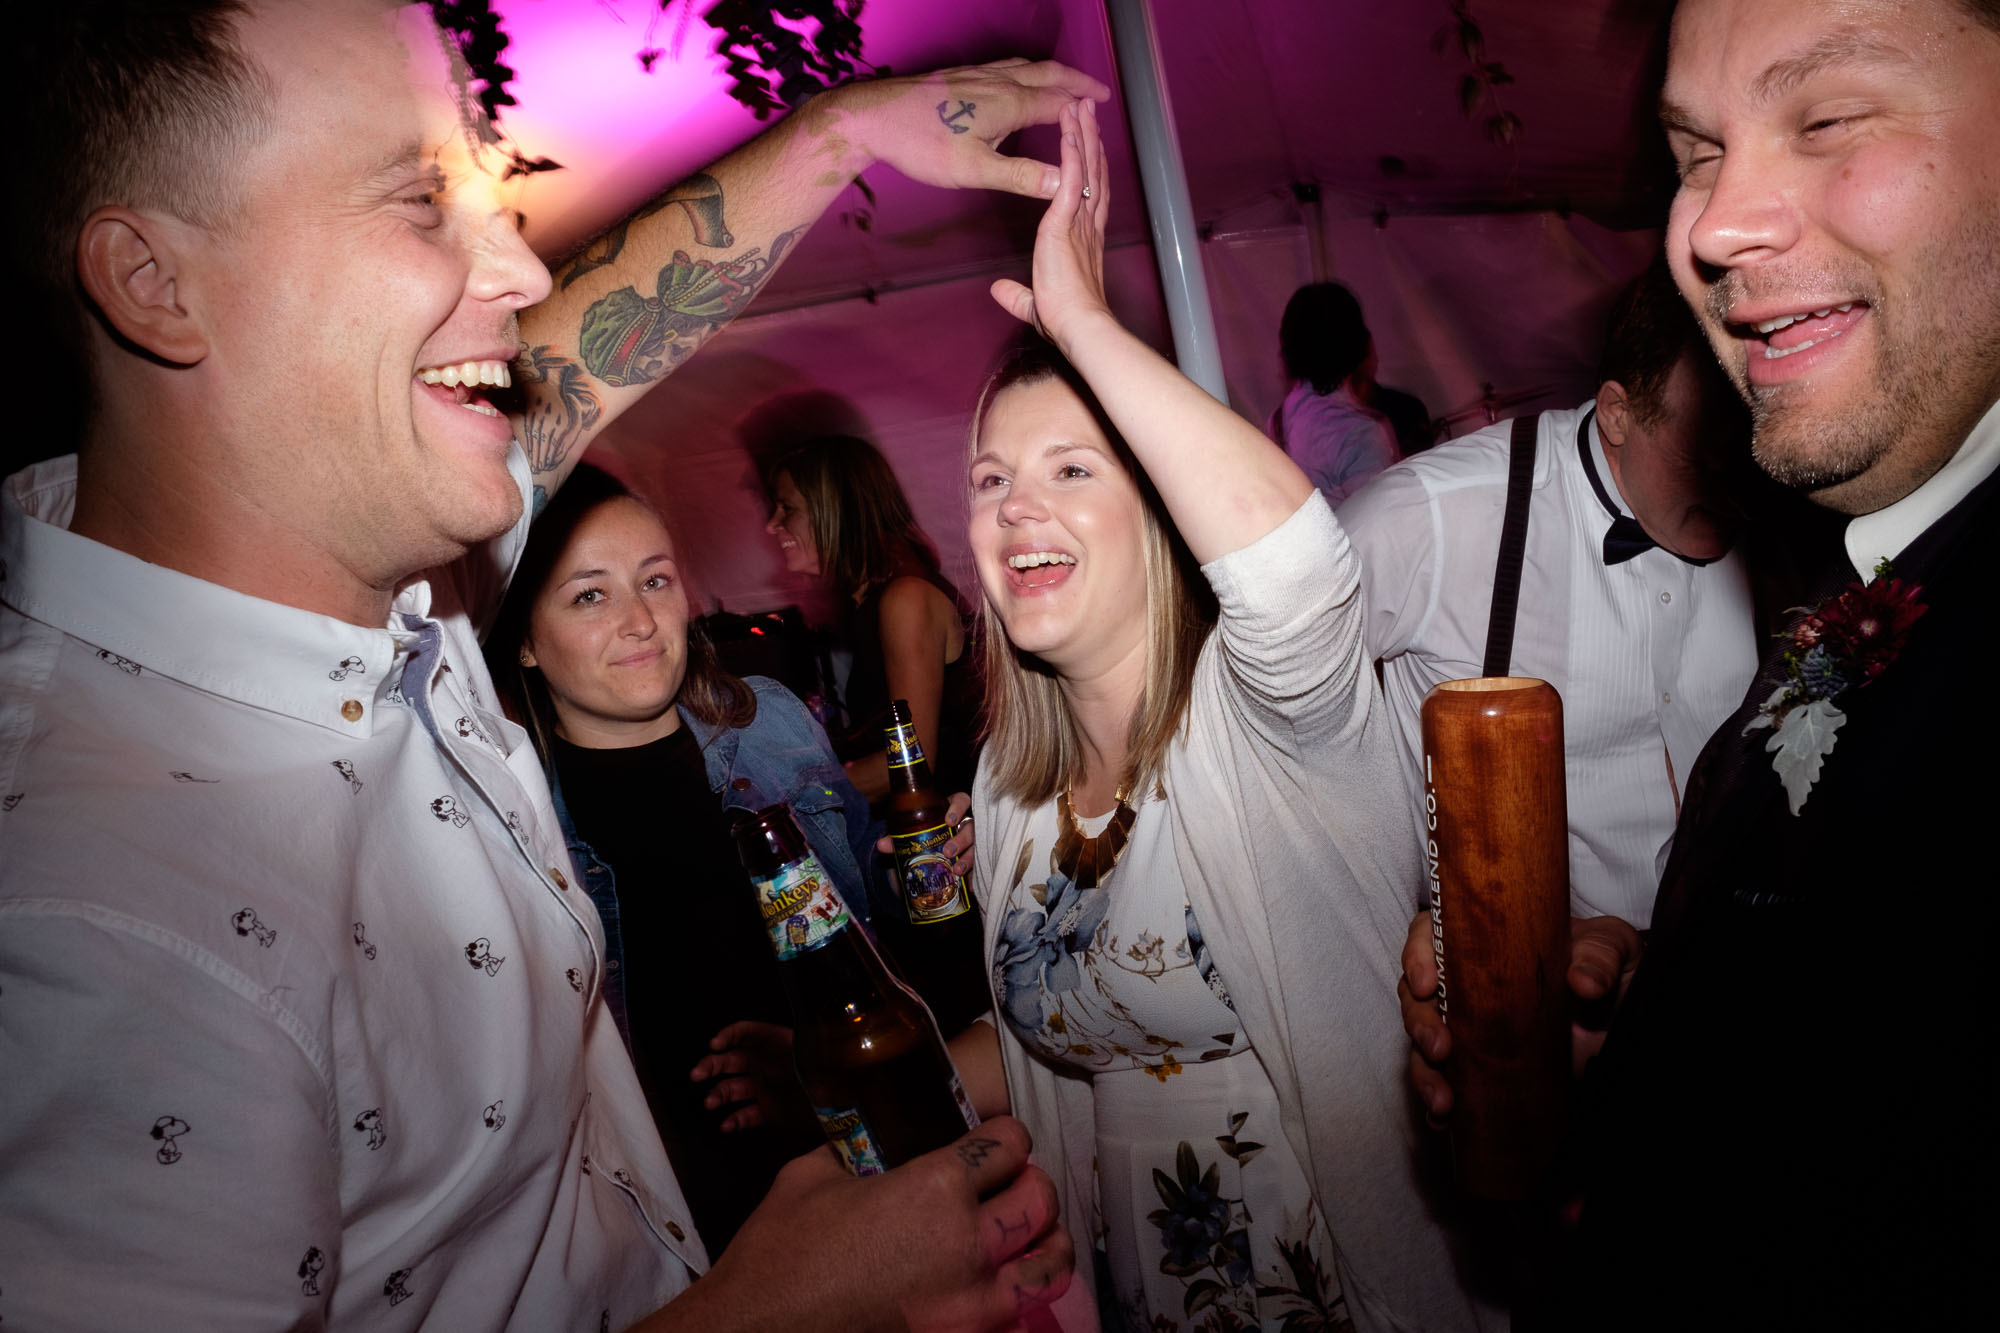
[1402,0,1999,1323]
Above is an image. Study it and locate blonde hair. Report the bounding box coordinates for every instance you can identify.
[969,337,1217,805]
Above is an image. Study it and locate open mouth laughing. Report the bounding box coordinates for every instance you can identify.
[1004,547,1077,591]
[416,358,513,419]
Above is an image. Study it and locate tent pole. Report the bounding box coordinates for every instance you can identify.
[1102,0,1228,403]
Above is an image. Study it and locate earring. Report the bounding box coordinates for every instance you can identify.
[518,649,533,667]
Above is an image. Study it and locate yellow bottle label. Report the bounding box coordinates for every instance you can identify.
[893,821,971,923]
[750,854,851,960]
[886,725,921,772]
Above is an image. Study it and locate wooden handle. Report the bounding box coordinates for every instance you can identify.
[1420,677,1569,1200]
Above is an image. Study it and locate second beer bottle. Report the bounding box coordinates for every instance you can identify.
[733,802,977,1175]
[881,698,991,1031]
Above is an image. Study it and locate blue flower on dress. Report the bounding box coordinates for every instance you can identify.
[994,868,1111,1033]
[1149,1142,1232,1277]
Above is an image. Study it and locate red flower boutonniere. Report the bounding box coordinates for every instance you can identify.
[1744,560,1927,814]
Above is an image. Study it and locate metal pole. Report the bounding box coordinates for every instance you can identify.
[1102,0,1228,403]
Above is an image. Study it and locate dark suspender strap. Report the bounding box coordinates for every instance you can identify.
[1481,412,1540,678]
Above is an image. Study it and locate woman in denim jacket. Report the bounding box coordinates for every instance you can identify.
[484,463,881,1255]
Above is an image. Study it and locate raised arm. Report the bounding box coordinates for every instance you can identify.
[990,100,1314,563]
[512,60,1109,503]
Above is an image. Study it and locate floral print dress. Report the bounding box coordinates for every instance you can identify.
[992,791,1352,1333]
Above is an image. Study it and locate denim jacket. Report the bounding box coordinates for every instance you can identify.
[550,676,885,1041]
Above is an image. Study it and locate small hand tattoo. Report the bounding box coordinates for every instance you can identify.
[936,99,977,134]
[954,1136,1002,1168]
[993,1211,1033,1246]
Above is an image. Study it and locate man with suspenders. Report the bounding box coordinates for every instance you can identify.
[1339,264,1758,935]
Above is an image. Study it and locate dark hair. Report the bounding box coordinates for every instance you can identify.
[17,2,272,422]
[767,435,942,600]
[483,464,755,770]
[1597,261,1710,427]
[1963,0,2000,33]
[1278,282,1373,395]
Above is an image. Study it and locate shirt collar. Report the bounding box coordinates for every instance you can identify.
[1845,397,2000,582]
[2,455,423,736]
[1575,407,1625,520]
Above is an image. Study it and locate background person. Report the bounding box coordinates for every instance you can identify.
[1267,282,1403,504]
[948,99,1496,1332]
[1341,262,1758,932]
[764,434,982,805]
[483,462,876,1254]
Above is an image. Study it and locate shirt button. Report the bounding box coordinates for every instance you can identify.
[665,1220,686,1241]
[550,867,569,890]
[340,699,364,722]
[1659,591,1673,605]
[1662,691,1672,705]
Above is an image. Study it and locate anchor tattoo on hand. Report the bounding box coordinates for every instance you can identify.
[936,99,977,134]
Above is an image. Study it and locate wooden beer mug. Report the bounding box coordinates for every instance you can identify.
[1419,677,1568,1200]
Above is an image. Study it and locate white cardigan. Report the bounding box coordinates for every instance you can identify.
[974,496,1501,1333]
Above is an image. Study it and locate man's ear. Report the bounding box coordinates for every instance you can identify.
[1596,379,1632,449]
[75,207,211,366]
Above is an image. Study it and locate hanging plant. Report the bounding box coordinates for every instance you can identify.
[1432,1,1523,146]
[631,0,885,121]
[425,0,564,183]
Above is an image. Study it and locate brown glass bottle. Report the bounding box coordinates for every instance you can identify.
[880,699,991,1032]
[733,803,977,1175]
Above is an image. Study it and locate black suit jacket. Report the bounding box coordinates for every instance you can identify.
[1558,460,2000,1329]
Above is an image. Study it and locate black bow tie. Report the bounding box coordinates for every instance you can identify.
[1603,515,1659,565]
[1577,409,1719,568]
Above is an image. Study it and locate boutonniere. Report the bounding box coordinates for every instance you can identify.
[1744,560,1927,814]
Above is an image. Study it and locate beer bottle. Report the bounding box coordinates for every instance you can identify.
[881,699,991,1031]
[733,803,978,1176]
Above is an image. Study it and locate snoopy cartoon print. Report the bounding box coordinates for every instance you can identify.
[231,908,276,948]
[482,1100,506,1131]
[430,794,471,828]
[298,1246,325,1297]
[383,1268,413,1307]
[150,1115,190,1164]
[353,1107,387,1151]
[465,937,506,977]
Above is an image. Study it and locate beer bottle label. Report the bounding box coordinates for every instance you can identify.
[886,726,921,772]
[748,854,851,960]
[813,1105,889,1177]
[893,821,971,923]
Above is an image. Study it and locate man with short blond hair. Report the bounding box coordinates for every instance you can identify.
[1,2,1105,1327]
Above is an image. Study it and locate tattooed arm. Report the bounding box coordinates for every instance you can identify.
[511,59,1109,502]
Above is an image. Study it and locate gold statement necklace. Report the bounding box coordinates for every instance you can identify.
[1052,785,1137,891]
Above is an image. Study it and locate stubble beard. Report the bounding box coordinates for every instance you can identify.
[1705,213,2000,513]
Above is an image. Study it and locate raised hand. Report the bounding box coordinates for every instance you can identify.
[838,59,1110,200]
[989,98,1111,350]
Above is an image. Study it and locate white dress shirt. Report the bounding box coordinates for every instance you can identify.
[1338,403,1759,926]
[1846,397,2000,580]
[0,452,701,1330]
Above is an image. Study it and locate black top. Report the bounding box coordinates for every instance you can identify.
[551,728,805,1252]
[1552,461,2000,1328]
[838,560,981,798]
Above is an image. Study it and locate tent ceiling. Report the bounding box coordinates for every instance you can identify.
[496,0,1679,306]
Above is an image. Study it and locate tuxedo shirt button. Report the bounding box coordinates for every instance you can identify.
[1659,591,1672,605]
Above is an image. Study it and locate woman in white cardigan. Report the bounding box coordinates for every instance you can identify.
[944,100,1496,1332]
